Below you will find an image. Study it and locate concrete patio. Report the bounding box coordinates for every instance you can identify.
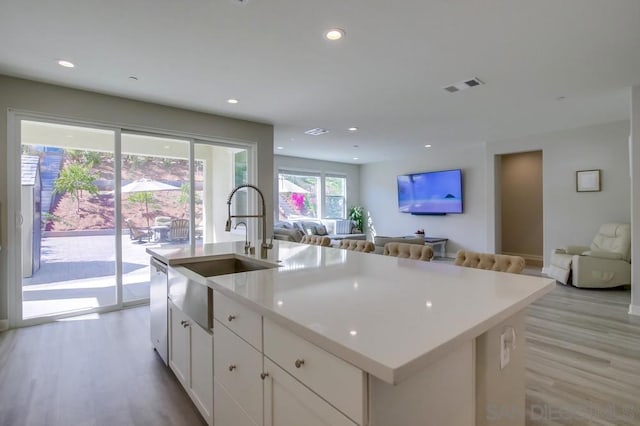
[22,233,196,319]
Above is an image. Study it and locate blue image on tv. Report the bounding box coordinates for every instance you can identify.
[397,174,414,212]
[397,169,463,214]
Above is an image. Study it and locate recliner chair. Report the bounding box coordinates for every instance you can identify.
[548,223,631,288]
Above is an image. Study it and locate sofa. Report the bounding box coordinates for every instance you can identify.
[274,219,365,244]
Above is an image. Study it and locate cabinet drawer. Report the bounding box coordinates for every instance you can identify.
[214,380,258,426]
[264,358,357,426]
[214,319,263,425]
[214,290,262,350]
[263,319,365,425]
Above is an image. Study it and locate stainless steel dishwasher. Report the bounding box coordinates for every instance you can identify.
[150,256,169,365]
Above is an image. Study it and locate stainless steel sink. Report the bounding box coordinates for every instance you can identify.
[180,257,276,277]
[167,257,277,330]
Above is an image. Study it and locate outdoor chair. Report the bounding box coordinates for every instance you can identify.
[169,219,190,242]
[125,218,151,243]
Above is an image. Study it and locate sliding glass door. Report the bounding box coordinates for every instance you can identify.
[20,120,117,319]
[120,133,190,302]
[194,142,249,244]
[11,115,255,325]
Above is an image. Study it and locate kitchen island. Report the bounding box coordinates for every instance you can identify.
[148,240,554,426]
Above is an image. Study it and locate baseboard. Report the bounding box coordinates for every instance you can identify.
[628,304,640,316]
[0,319,8,332]
[541,266,550,276]
[501,251,543,267]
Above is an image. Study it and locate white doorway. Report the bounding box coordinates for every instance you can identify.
[497,150,543,267]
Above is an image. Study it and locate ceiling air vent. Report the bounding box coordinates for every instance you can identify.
[443,77,484,93]
[304,128,330,136]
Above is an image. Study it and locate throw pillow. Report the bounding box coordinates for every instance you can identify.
[315,225,328,236]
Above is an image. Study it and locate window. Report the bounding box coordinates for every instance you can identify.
[233,150,248,216]
[324,176,346,219]
[277,172,347,220]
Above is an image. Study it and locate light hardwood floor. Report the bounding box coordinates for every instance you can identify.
[0,307,206,426]
[1,283,639,426]
[526,284,640,426]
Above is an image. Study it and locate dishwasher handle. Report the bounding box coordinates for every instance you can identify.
[151,257,167,274]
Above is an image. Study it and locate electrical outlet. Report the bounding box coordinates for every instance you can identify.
[500,333,510,369]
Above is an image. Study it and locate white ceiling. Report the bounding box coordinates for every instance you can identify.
[1,0,639,164]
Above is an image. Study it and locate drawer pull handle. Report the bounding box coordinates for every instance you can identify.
[260,372,269,380]
[227,315,236,322]
[294,359,305,368]
[228,365,237,372]
[182,321,189,328]
[180,320,187,326]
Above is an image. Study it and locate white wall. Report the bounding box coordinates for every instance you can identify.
[361,144,487,257]
[0,75,274,323]
[630,87,640,315]
[274,155,361,214]
[362,120,630,263]
[487,120,631,268]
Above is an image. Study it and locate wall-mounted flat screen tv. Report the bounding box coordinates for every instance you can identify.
[397,169,463,214]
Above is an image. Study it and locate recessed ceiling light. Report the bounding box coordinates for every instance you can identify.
[277,146,284,150]
[128,76,139,81]
[349,330,358,336]
[348,127,358,132]
[57,60,75,68]
[227,98,239,104]
[424,144,432,148]
[324,28,345,41]
[353,157,359,160]
[353,144,359,148]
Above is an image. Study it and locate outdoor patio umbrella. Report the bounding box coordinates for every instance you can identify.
[121,178,180,227]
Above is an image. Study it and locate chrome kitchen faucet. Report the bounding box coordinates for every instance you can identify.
[225,184,273,259]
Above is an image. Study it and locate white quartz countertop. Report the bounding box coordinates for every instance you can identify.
[148,241,555,384]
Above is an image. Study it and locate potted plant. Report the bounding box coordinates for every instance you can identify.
[415,228,425,238]
[348,206,365,233]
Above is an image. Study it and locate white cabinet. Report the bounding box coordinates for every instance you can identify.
[263,319,365,425]
[263,358,357,426]
[214,318,263,426]
[191,321,214,423]
[168,300,214,425]
[169,301,190,386]
[212,290,365,426]
[215,381,258,426]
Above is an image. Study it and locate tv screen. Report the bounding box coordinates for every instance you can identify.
[397,169,463,214]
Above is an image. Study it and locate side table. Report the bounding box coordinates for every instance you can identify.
[424,237,448,258]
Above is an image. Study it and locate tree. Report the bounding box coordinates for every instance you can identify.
[53,164,99,213]
[127,191,155,227]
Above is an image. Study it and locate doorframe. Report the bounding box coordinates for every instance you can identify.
[486,146,545,268]
[6,110,258,328]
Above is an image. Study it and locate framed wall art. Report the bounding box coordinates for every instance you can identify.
[576,169,601,192]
